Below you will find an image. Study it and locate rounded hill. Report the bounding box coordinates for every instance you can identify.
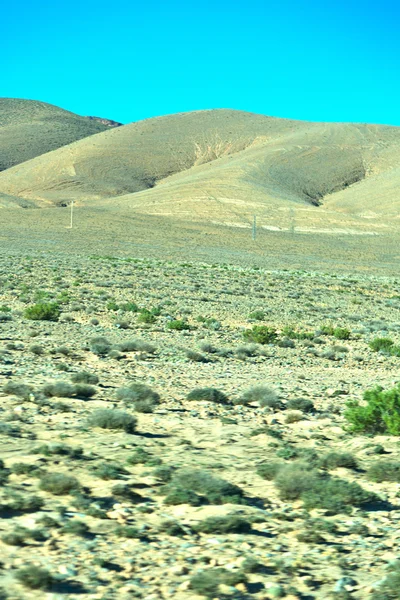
[0,98,121,171]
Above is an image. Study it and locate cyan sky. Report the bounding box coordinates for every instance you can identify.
[3,0,400,125]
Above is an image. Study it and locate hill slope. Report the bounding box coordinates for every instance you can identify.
[0,108,399,234]
[0,98,121,171]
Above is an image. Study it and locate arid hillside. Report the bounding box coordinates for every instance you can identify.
[0,98,121,172]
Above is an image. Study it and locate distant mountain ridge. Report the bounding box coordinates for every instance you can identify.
[0,102,399,235]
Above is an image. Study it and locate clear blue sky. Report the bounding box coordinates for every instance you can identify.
[3,0,400,125]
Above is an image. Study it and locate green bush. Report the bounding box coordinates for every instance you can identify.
[281,326,314,340]
[126,448,152,465]
[273,462,376,514]
[243,325,278,344]
[248,310,265,321]
[171,469,245,505]
[318,452,358,470]
[114,525,144,538]
[111,484,143,502]
[164,487,202,506]
[158,519,186,536]
[39,472,80,495]
[88,409,137,433]
[106,301,119,311]
[61,520,90,536]
[301,477,377,513]
[333,327,351,340]
[274,464,321,500]
[5,493,44,512]
[33,443,83,459]
[73,384,97,399]
[92,462,128,480]
[256,462,284,480]
[193,514,252,534]
[187,387,229,404]
[167,319,191,330]
[369,337,395,352]
[344,385,400,435]
[367,460,400,482]
[15,565,54,590]
[190,568,247,598]
[119,302,139,312]
[138,309,156,324]
[24,303,60,321]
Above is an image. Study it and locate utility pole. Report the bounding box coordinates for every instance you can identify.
[69,200,74,229]
[289,208,295,235]
[252,215,257,241]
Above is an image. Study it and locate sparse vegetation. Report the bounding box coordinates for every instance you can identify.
[1,242,400,598]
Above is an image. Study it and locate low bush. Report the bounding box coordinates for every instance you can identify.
[171,469,245,504]
[117,339,156,353]
[15,565,54,590]
[111,484,144,502]
[71,371,99,385]
[126,448,152,465]
[256,462,284,480]
[367,460,400,482]
[114,525,144,539]
[237,385,280,408]
[187,387,229,404]
[164,487,202,506]
[3,381,33,400]
[42,382,75,398]
[286,397,315,413]
[88,409,137,433]
[73,384,97,398]
[186,350,210,363]
[116,383,160,412]
[318,452,358,470]
[190,568,247,598]
[4,493,44,512]
[33,443,83,459]
[90,336,112,356]
[274,463,322,500]
[158,519,186,536]
[61,520,90,536]
[301,477,377,513]
[193,514,252,534]
[92,462,128,480]
[39,472,80,495]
